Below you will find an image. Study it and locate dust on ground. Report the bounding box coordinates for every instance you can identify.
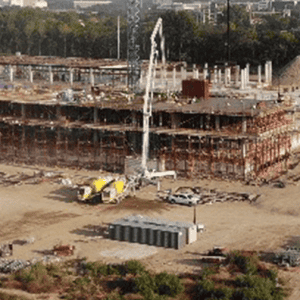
[0,162,300,299]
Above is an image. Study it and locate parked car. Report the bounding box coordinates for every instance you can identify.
[167,193,200,206]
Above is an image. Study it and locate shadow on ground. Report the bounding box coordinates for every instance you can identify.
[176,258,202,267]
[45,186,78,203]
[102,196,170,213]
[70,224,109,238]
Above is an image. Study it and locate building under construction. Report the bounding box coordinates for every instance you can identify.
[0,55,298,180]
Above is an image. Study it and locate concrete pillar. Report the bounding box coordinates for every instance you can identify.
[265,62,269,84]
[21,103,25,120]
[140,69,144,86]
[235,65,240,85]
[241,69,245,89]
[173,67,176,89]
[204,63,208,80]
[268,61,272,85]
[181,66,186,80]
[9,65,13,82]
[214,66,218,84]
[215,115,220,131]
[29,65,33,83]
[171,113,179,129]
[49,66,53,84]
[132,111,138,129]
[218,69,222,83]
[159,112,163,127]
[70,69,73,86]
[246,63,250,85]
[242,116,247,133]
[193,64,199,79]
[94,106,98,124]
[160,157,166,171]
[200,115,204,129]
[258,65,262,85]
[242,140,248,179]
[56,105,61,120]
[90,68,94,86]
[162,65,167,81]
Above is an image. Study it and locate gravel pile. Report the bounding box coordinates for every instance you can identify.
[0,256,62,273]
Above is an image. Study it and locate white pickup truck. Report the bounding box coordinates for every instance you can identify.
[167,192,200,206]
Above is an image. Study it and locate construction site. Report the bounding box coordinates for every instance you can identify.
[0,52,298,181]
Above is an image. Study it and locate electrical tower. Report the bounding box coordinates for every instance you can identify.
[127,0,141,89]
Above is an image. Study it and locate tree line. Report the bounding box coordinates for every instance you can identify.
[1,6,300,71]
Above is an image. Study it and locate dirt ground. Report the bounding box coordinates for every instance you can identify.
[1,162,300,299]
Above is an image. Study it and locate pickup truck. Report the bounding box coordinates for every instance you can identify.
[167,192,201,206]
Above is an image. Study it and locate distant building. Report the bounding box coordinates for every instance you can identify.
[34,0,47,7]
[0,0,10,5]
[74,0,112,9]
[10,0,47,7]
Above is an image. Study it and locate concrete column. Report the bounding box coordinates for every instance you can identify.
[214,66,218,83]
[173,67,176,89]
[94,106,98,124]
[215,115,220,131]
[235,65,240,85]
[56,105,61,120]
[200,115,204,129]
[242,140,248,180]
[159,113,163,127]
[140,69,144,86]
[171,113,180,129]
[241,69,245,89]
[21,103,25,120]
[204,63,208,80]
[218,69,222,83]
[9,65,13,82]
[90,68,94,86]
[258,65,262,85]
[268,61,272,85]
[265,62,269,84]
[160,157,166,171]
[162,65,167,81]
[29,65,33,83]
[193,64,199,79]
[181,66,186,80]
[70,69,73,86]
[246,63,250,85]
[132,111,138,129]
[49,66,53,84]
[242,116,247,133]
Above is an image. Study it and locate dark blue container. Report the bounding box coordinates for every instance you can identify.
[131,226,139,243]
[123,224,131,242]
[148,226,155,245]
[140,225,147,244]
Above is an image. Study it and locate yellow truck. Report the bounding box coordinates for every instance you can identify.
[77,176,127,204]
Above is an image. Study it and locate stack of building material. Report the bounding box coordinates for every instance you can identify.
[109,215,197,250]
[53,244,75,256]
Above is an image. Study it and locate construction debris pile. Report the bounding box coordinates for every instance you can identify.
[273,250,300,267]
[0,256,62,274]
[0,170,65,186]
[0,243,13,258]
[158,186,260,205]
